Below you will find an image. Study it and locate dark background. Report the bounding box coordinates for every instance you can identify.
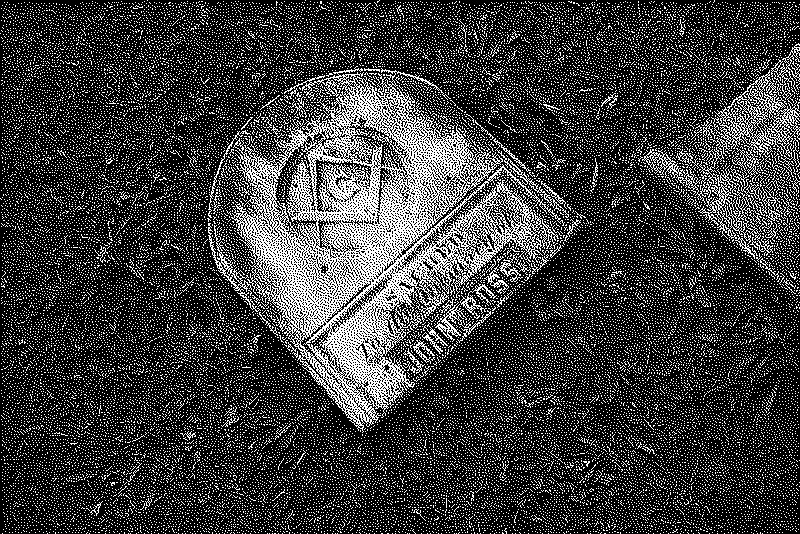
[2,3,798,533]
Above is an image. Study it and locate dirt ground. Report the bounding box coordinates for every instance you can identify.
[2,3,798,533]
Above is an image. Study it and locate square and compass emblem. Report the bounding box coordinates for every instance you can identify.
[276,127,409,252]
[294,136,383,223]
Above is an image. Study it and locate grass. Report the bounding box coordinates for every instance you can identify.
[2,3,798,533]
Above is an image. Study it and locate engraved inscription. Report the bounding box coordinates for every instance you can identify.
[305,164,569,403]
[392,243,530,381]
[360,209,516,365]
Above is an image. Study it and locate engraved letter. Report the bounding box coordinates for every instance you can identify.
[461,295,484,319]
[435,317,462,344]
[475,284,497,305]
[487,272,509,295]
[500,260,521,284]
[423,331,446,356]
[411,340,436,366]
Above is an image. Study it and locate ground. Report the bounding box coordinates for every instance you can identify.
[2,3,799,533]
